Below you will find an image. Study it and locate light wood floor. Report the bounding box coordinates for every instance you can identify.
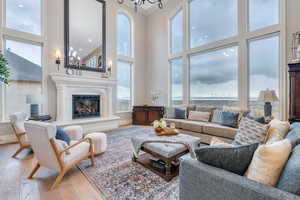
[0,143,103,200]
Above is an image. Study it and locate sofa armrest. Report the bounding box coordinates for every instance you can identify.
[179,158,300,200]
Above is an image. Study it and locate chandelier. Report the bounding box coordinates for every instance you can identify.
[117,0,163,11]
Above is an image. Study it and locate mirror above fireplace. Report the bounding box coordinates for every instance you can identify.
[65,0,106,72]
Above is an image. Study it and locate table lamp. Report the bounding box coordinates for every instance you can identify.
[257,89,279,117]
[26,94,42,118]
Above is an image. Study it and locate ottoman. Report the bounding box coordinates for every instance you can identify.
[63,125,83,141]
[85,132,107,155]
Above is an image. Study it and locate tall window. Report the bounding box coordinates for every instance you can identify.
[168,0,283,117]
[189,0,237,48]
[249,36,279,118]
[190,47,238,107]
[1,0,44,121]
[117,12,133,112]
[170,59,183,105]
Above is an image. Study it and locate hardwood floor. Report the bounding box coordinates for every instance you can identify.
[0,143,103,200]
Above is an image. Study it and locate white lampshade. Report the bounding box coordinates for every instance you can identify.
[257,89,279,102]
[26,94,42,104]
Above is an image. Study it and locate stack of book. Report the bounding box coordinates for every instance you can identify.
[149,157,166,172]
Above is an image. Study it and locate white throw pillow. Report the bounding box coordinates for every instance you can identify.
[245,139,292,186]
[188,111,210,122]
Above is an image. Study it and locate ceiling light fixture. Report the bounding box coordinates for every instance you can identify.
[18,4,24,8]
[117,0,163,12]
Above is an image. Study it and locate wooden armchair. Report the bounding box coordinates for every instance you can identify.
[24,121,95,190]
[9,112,32,158]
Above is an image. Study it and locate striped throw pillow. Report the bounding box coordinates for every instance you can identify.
[211,109,223,124]
[233,117,268,145]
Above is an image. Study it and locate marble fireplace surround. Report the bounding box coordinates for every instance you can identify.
[50,73,120,132]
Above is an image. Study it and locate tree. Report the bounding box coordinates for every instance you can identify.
[0,52,9,84]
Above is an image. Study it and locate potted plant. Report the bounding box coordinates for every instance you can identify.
[153,119,167,133]
[0,52,9,84]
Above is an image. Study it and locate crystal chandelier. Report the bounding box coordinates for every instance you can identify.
[117,0,163,11]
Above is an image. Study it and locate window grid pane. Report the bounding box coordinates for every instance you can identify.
[171,58,183,105]
[170,9,183,54]
[249,36,279,118]
[189,0,237,48]
[6,0,42,35]
[189,46,238,107]
[117,61,132,112]
[4,39,42,119]
[117,14,131,57]
[249,0,279,31]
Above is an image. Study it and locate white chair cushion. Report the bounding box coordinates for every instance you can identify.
[63,141,90,165]
[85,132,107,154]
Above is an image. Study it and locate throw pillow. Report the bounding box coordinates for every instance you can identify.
[277,145,300,195]
[196,142,259,175]
[186,105,196,118]
[223,106,250,124]
[210,137,233,147]
[285,127,300,148]
[195,106,216,121]
[188,111,210,122]
[211,109,223,124]
[233,117,268,145]
[264,119,290,144]
[165,107,175,118]
[245,139,292,187]
[174,108,186,119]
[221,111,239,128]
[56,127,71,145]
[247,115,266,124]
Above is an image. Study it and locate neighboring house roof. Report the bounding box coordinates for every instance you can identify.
[5,50,42,82]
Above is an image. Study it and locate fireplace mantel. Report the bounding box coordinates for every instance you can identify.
[50,73,120,132]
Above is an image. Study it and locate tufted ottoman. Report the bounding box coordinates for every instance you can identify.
[85,132,107,156]
[63,125,83,141]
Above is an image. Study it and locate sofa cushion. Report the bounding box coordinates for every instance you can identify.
[277,145,300,195]
[196,142,259,175]
[233,117,268,145]
[175,108,187,119]
[164,118,186,129]
[188,111,210,122]
[221,111,239,128]
[265,119,290,144]
[203,123,237,139]
[211,109,223,124]
[180,120,206,133]
[245,139,292,187]
[285,127,300,148]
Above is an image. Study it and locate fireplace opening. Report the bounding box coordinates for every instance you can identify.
[72,95,100,119]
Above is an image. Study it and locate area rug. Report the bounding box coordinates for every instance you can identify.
[77,126,179,200]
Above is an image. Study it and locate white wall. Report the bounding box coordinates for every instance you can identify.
[145,0,298,119]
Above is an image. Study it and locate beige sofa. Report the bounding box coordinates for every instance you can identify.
[164,106,249,144]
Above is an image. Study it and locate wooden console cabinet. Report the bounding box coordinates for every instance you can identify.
[289,63,300,122]
[132,106,165,125]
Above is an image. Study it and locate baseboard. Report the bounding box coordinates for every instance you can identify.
[0,134,17,145]
[119,119,132,126]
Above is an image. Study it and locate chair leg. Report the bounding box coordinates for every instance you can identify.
[28,163,40,179]
[50,170,66,190]
[90,153,95,166]
[12,146,25,158]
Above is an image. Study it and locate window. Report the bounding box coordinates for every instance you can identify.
[170,9,183,54]
[249,36,279,118]
[190,46,238,107]
[249,0,279,31]
[5,0,42,35]
[4,39,42,119]
[170,59,183,105]
[116,12,133,112]
[117,61,132,112]
[117,13,131,57]
[189,0,237,48]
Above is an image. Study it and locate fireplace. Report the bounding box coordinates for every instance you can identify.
[72,95,100,119]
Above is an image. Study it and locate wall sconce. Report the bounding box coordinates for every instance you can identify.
[108,60,113,74]
[55,50,61,71]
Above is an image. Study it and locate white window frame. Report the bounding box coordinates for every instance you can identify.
[116,10,134,113]
[167,0,286,119]
[0,0,47,122]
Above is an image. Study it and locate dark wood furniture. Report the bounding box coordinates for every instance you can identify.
[132,106,165,125]
[132,146,188,182]
[289,63,300,122]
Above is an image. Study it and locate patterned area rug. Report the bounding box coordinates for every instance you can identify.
[77,126,179,200]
